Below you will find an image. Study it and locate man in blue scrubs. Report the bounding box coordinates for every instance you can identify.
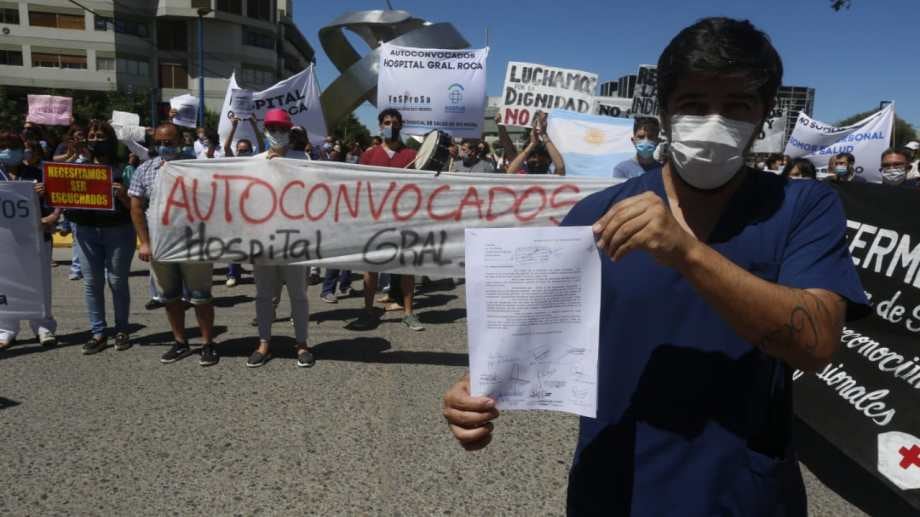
[443,17,868,516]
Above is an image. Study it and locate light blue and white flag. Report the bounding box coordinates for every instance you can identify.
[547,109,634,178]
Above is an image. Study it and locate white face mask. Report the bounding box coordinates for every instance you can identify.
[881,167,907,185]
[669,115,756,190]
[265,130,289,150]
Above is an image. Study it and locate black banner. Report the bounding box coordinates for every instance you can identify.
[794,182,920,515]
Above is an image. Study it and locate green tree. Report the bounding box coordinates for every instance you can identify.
[331,112,371,147]
[835,110,917,149]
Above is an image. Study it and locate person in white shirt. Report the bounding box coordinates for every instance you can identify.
[247,108,314,369]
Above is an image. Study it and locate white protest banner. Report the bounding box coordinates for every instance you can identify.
[148,159,617,277]
[631,65,658,118]
[229,88,254,120]
[751,107,786,154]
[111,110,146,142]
[547,109,635,178]
[169,94,198,128]
[784,104,894,183]
[594,96,632,119]
[499,62,598,128]
[26,95,72,126]
[218,65,327,150]
[0,182,49,320]
[377,44,489,138]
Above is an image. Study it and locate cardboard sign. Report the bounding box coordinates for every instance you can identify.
[0,182,48,320]
[499,62,598,128]
[631,65,658,118]
[42,162,114,210]
[26,95,73,126]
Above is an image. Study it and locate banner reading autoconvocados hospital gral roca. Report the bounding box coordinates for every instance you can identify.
[217,65,327,150]
[784,104,894,183]
[148,159,616,277]
[376,44,488,139]
[499,62,598,128]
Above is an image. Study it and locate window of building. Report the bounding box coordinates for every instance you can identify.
[115,18,148,38]
[159,62,188,89]
[0,8,20,24]
[242,28,274,50]
[247,0,272,21]
[29,11,85,30]
[217,0,242,15]
[241,65,274,87]
[32,52,87,69]
[117,57,149,77]
[0,49,23,66]
[157,20,186,51]
[97,57,115,71]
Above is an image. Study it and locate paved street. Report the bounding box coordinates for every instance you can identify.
[0,249,865,516]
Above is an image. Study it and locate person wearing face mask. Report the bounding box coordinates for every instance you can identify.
[0,129,61,350]
[443,18,869,516]
[56,124,89,281]
[245,108,315,368]
[878,148,919,188]
[825,152,866,183]
[222,115,264,158]
[193,126,222,159]
[449,139,497,173]
[503,111,566,175]
[348,108,425,332]
[129,123,220,367]
[613,117,662,179]
[65,120,137,354]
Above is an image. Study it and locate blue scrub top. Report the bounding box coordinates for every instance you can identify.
[561,168,868,516]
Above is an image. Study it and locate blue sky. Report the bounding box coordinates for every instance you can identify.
[295,0,919,132]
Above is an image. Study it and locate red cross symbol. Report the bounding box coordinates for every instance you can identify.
[898,445,920,469]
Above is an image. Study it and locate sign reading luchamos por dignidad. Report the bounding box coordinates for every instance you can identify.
[42,162,114,210]
[377,44,489,138]
[149,159,617,276]
[0,182,48,320]
[499,62,598,128]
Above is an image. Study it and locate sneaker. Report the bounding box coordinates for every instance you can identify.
[0,334,16,350]
[402,314,425,332]
[145,299,164,310]
[345,308,381,331]
[114,332,131,351]
[320,292,337,304]
[160,342,191,364]
[246,349,270,368]
[225,277,238,288]
[68,273,83,281]
[199,344,219,367]
[38,329,57,348]
[82,336,108,355]
[296,346,315,368]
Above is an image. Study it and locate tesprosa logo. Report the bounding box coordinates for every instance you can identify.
[387,91,432,112]
[444,83,465,114]
[878,431,920,490]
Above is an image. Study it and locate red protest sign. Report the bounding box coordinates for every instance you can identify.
[42,162,114,210]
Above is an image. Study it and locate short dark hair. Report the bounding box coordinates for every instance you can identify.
[881,148,911,163]
[372,136,382,145]
[460,138,481,149]
[781,158,816,179]
[766,153,784,167]
[378,108,403,125]
[834,152,855,165]
[657,17,783,119]
[237,138,252,148]
[632,117,660,137]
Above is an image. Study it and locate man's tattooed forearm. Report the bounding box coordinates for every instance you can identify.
[758,305,819,353]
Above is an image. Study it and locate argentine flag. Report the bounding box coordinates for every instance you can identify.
[547,109,635,178]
